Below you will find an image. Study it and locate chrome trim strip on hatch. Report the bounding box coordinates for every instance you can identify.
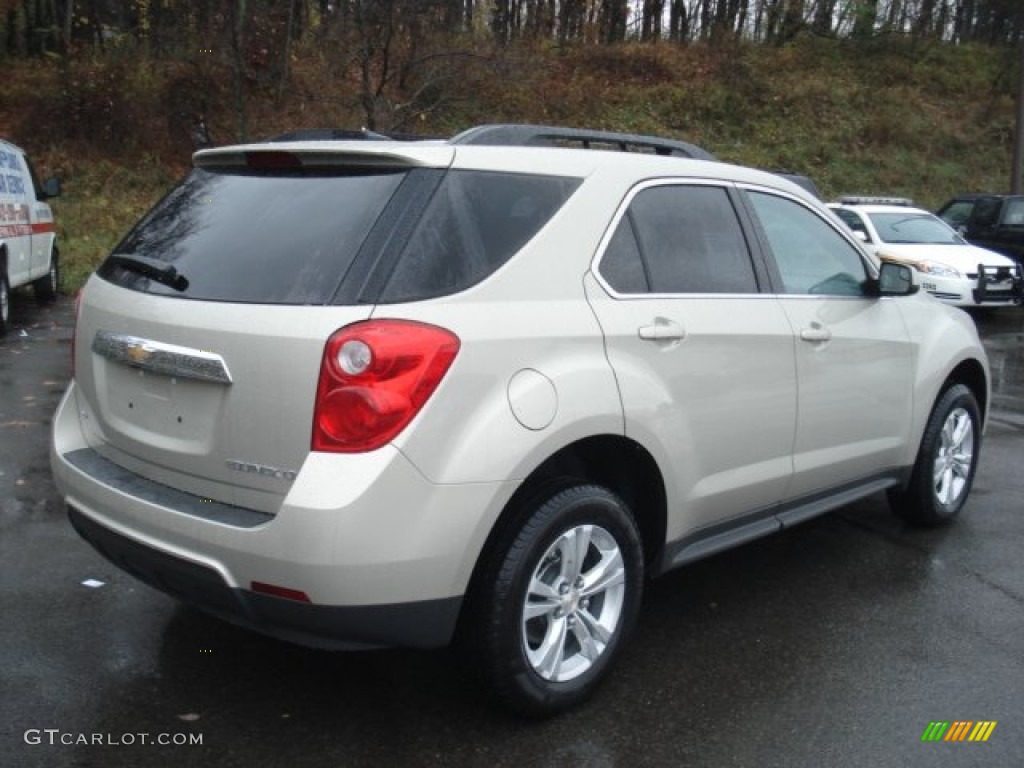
[92,330,233,385]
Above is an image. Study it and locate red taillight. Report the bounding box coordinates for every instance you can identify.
[312,320,460,453]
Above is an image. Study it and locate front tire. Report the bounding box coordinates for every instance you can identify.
[473,484,644,716]
[888,383,981,526]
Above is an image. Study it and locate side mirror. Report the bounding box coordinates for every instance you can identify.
[41,177,61,200]
[853,230,868,242]
[956,224,967,236]
[875,262,918,296]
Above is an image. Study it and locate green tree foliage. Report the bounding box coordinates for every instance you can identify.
[3,1,1023,55]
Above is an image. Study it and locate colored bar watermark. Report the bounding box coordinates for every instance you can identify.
[921,721,997,742]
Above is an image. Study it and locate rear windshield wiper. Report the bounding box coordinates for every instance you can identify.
[107,254,189,292]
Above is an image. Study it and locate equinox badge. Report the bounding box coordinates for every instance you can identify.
[226,459,298,482]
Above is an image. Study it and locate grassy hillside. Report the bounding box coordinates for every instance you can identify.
[1,37,1018,291]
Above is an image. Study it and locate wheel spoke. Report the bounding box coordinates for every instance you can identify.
[557,526,591,584]
[523,599,559,621]
[935,466,953,504]
[576,607,612,647]
[949,413,971,450]
[952,451,972,479]
[580,547,625,598]
[524,570,561,620]
[531,616,569,680]
[571,613,602,662]
[527,572,560,602]
[941,419,955,450]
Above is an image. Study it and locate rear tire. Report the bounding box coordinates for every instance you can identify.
[471,484,644,716]
[33,249,59,303]
[0,272,10,336]
[888,383,981,526]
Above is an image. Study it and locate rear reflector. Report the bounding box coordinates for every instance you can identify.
[250,581,312,603]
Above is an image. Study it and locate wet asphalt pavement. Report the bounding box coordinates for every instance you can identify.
[1,292,1023,768]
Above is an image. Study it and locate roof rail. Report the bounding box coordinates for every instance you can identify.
[768,170,822,199]
[450,124,716,161]
[269,128,441,142]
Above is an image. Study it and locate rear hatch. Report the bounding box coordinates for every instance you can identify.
[71,144,453,513]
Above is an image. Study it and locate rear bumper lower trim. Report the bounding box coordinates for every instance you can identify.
[68,505,462,649]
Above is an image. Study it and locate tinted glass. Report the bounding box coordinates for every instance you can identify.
[748,192,868,296]
[600,215,650,293]
[938,200,974,228]
[1003,198,1024,226]
[381,171,580,302]
[623,185,757,294]
[973,198,1000,227]
[100,168,406,304]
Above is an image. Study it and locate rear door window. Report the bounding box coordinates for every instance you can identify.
[598,184,759,294]
[100,167,407,304]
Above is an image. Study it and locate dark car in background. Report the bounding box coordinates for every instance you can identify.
[937,194,1024,266]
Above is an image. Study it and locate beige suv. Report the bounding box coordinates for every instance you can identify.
[51,124,989,715]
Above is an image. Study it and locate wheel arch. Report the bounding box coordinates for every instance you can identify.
[942,357,989,428]
[459,434,668,628]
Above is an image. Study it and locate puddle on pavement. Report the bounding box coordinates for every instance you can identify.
[985,332,1024,416]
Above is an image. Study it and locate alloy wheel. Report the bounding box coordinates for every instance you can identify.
[933,406,974,507]
[521,524,626,682]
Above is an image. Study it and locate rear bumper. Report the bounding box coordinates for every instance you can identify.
[67,505,460,649]
[51,383,514,650]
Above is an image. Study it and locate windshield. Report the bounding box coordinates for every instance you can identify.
[867,212,964,245]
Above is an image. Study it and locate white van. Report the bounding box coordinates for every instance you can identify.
[0,138,61,335]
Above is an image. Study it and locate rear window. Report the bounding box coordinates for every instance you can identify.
[378,171,580,302]
[99,167,406,304]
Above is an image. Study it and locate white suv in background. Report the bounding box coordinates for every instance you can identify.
[829,197,1022,307]
[51,125,990,715]
[0,137,61,334]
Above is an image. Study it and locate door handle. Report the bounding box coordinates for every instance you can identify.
[799,324,832,343]
[638,318,685,342]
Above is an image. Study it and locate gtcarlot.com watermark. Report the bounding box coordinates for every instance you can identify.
[24,729,202,746]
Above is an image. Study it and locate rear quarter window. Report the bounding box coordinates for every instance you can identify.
[378,170,580,302]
